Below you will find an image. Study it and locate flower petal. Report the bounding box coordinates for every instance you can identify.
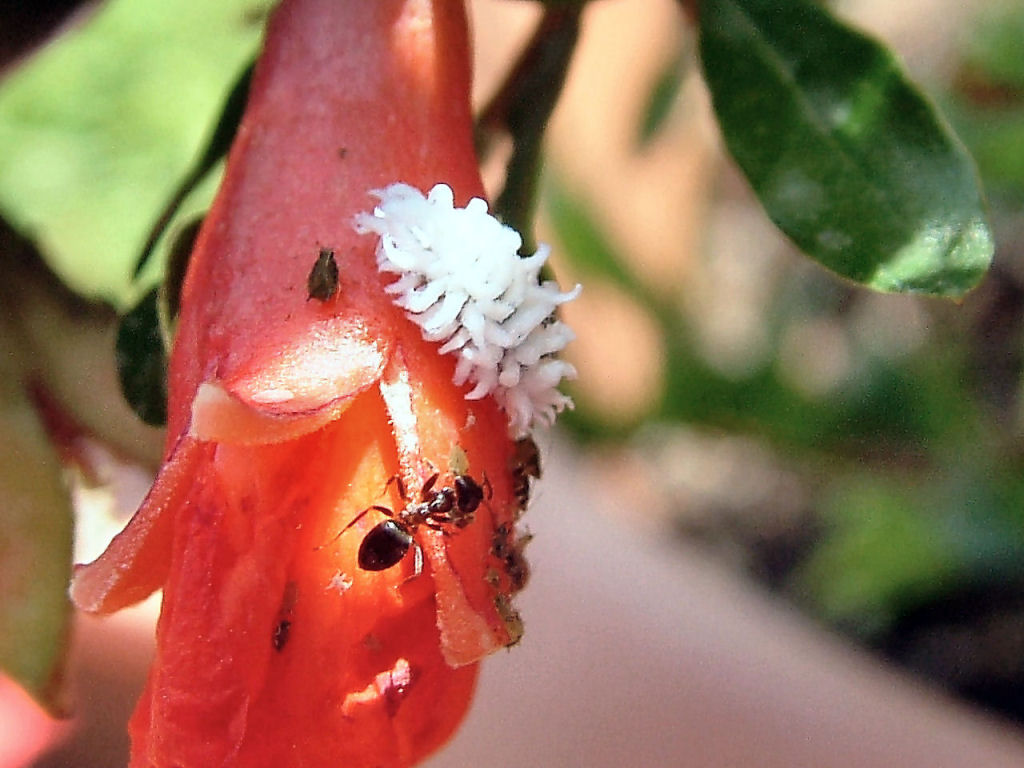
[70,436,209,614]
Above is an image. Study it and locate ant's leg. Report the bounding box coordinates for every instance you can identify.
[420,472,439,500]
[384,474,408,502]
[401,542,425,584]
[316,505,394,551]
[342,505,393,532]
[413,542,423,577]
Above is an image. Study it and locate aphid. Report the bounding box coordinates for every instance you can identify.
[492,522,532,593]
[272,581,298,651]
[510,436,541,511]
[513,436,542,480]
[494,593,524,647]
[306,246,339,301]
[505,541,531,593]
[346,471,487,572]
[272,620,292,651]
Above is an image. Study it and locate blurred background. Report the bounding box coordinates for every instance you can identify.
[533,0,1024,722]
[5,0,1024,764]
[549,0,1024,723]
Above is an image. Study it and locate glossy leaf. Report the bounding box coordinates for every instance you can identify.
[116,289,167,427]
[699,0,993,298]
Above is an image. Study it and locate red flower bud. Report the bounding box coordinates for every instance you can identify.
[71,1,541,765]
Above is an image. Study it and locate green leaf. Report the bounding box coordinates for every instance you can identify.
[116,214,201,427]
[116,288,168,427]
[132,61,252,279]
[0,0,263,308]
[959,3,1024,92]
[699,0,993,298]
[0,349,72,712]
[793,478,961,638]
[544,176,660,309]
[637,43,691,148]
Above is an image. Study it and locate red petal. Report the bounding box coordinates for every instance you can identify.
[70,436,209,614]
[164,0,483,442]
[129,393,477,768]
[76,1,524,764]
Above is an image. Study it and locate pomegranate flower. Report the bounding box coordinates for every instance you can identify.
[69,1,573,766]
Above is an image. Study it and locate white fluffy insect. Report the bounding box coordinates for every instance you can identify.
[354,182,580,436]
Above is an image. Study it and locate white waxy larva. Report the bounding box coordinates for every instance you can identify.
[355,182,579,436]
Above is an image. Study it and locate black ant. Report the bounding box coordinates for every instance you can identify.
[343,471,488,572]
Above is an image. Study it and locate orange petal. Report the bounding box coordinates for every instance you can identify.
[70,436,208,614]
[380,337,523,664]
[129,391,477,768]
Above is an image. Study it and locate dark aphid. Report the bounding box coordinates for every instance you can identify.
[494,593,524,647]
[510,436,541,511]
[514,436,541,479]
[307,247,339,301]
[492,522,531,593]
[271,581,299,651]
[505,542,531,592]
[492,522,514,561]
[272,620,292,651]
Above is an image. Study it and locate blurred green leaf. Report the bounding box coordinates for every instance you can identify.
[699,0,993,298]
[0,0,98,76]
[946,4,1024,195]
[637,43,690,148]
[0,0,263,308]
[793,477,961,638]
[133,61,252,279]
[545,177,663,311]
[959,2,1024,91]
[546,174,977,449]
[948,105,1024,194]
[0,348,72,712]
